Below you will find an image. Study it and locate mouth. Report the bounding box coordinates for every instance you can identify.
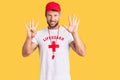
[50,21,56,22]
[47,20,58,27]
[50,21,56,24]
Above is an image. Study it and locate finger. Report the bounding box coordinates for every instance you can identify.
[77,19,80,26]
[32,19,34,27]
[62,24,68,30]
[72,15,75,22]
[25,23,29,31]
[75,16,77,24]
[72,15,75,25]
[35,22,39,29]
[29,20,32,29]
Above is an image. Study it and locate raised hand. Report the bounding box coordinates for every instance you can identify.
[25,19,39,38]
[63,16,80,34]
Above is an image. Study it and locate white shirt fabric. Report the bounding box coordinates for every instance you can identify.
[32,26,74,80]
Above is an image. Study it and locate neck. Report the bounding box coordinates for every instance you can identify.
[48,25,60,30]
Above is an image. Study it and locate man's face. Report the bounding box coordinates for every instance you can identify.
[46,11,61,28]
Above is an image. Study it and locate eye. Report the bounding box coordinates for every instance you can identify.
[54,15,57,17]
[47,14,51,17]
[48,14,51,16]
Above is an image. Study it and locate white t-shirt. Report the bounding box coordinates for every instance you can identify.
[32,26,74,80]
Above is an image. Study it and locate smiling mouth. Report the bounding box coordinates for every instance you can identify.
[50,21,55,22]
[50,21,56,24]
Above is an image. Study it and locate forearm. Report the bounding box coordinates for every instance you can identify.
[22,37,33,57]
[72,32,86,56]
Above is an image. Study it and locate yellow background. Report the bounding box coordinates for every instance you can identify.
[0,0,120,80]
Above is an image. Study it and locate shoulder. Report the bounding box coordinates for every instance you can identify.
[60,26,72,35]
[34,27,48,39]
[60,26,69,34]
[36,27,48,34]
[60,26,66,31]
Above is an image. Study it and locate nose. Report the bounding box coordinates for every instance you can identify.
[51,16,55,21]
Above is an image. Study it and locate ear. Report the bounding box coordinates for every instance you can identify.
[45,12,47,17]
[59,12,61,19]
[59,12,61,17]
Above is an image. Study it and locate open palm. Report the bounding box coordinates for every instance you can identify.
[25,19,39,38]
[63,16,80,33]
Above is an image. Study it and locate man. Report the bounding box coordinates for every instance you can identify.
[22,1,86,80]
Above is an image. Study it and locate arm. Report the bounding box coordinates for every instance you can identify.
[70,32,86,56]
[22,19,39,57]
[63,16,86,56]
[22,37,38,57]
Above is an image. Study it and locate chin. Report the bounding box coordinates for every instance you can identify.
[49,25,57,28]
[47,21,59,28]
[48,22,59,29]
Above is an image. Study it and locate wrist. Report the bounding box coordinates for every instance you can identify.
[72,31,78,35]
[26,36,32,40]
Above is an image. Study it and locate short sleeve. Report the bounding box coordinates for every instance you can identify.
[68,32,74,44]
[32,32,39,45]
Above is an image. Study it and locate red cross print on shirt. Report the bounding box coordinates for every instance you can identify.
[48,41,59,52]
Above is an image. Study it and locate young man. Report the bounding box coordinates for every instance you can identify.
[22,1,86,80]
